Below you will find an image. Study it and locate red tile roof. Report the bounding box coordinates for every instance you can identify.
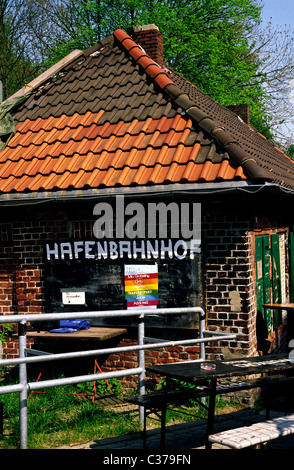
[0,27,293,196]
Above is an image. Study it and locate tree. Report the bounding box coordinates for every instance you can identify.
[29,1,265,114]
[248,16,294,148]
[11,1,294,145]
[286,144,294,160]
[0,0,40,101]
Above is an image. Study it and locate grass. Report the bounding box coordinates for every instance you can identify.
[0,371,142,449]
[0,369,246,449]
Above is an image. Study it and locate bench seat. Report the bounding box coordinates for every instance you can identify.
[125,387,209,408]
[208,413,294,449]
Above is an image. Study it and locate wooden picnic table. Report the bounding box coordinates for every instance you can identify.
[264,303,294,341]
[26,326,127,341]
[146,354,294,449]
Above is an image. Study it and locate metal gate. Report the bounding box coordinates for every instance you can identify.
[0,307,236,449]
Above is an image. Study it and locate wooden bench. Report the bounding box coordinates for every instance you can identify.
[208,413,294,449]
[125,373,294,448]
[125,386,209,447]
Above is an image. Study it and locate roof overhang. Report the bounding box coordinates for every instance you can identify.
[0,181,290,207]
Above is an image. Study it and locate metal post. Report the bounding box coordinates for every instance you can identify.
[18,320,28,449]
[199,311,206,406]
[138,313,145,428]
[199,310,206,361]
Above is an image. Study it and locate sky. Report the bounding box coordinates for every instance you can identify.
[260,1,294,141]
[260,0,294,26]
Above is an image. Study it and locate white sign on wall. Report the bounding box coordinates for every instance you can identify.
[61,290,86,305]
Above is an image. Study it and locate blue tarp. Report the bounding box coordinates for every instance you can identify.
[50,319,91,333]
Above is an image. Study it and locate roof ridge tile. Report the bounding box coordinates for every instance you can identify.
[114,29,174,90]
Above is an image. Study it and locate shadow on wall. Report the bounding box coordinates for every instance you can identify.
[256,310,271,355]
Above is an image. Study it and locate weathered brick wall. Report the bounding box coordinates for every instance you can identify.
[202,213,257,359]
[0,209,69,358]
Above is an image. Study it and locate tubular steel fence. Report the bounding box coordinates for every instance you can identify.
[0,307,236,449]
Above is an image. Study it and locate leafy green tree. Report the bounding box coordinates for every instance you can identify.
[0,0,40,101]
[39,1,265,110]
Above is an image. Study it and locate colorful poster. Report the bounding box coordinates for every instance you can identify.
[124,265,159,309]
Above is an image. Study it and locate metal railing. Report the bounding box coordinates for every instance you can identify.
[0,307,236,449]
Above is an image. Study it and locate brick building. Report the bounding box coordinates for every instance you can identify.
[1,25,294,371]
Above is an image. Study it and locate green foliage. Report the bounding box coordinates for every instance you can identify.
[250,113,274,141]
[156,377,197,392]
[75,376,123,396]
[0,324,13,344]
[286,144,294,160]
[0,2,40,101]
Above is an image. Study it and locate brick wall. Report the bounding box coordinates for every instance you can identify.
[0,204,289,373]
[203,213,257,359]
[226,104,250,124]
[0,209,69,357]
[129,24,165,68]
[102,336,201,389]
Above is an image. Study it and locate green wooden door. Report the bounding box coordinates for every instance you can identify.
[255,235,272,333]
[289,232,294,303]
[271,233,282,329]
[288,232,294,340]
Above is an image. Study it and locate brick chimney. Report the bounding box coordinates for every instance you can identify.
[226,104,250,125]
[127,24,165,68]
